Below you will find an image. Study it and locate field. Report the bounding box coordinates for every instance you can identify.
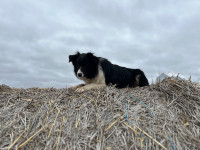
[0,77,200,150]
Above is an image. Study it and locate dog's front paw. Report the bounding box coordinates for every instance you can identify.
[68,86,78,91]
[68,84,85,91]
[75,87,85,93]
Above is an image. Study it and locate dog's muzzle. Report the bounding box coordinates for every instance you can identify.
[77,72,83,77]
[77,69,84,78]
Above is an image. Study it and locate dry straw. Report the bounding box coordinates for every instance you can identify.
[0,77,200,149]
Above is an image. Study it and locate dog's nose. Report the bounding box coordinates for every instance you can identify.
[77,73,83,77]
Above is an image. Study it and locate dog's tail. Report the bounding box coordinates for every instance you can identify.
[135,69,149,87]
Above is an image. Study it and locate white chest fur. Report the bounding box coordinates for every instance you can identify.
[83,65,106,85]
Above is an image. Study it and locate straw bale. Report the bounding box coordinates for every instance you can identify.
[0,77,200,150]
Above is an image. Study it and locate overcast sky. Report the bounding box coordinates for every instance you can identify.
[0,0,200,88]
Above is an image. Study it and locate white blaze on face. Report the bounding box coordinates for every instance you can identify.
[77,68,84,78]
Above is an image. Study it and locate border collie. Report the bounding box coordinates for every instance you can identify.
[69,52,149,92]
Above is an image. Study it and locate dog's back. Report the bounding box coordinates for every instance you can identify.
[100,58,149,88]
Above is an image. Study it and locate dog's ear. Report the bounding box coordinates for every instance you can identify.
[69,52,80,63]
[86,52,94,58]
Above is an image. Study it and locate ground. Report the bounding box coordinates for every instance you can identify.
[0,77,200,150]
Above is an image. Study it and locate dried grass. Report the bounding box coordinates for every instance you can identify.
[0,77,200,150]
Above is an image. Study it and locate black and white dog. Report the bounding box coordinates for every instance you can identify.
[69,52,149,92]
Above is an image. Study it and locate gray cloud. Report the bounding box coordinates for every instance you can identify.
[0,0,200,88]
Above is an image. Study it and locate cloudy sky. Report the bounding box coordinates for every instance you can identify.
[0,0,200,88]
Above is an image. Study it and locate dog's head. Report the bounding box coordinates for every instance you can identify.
[69,52,99,80]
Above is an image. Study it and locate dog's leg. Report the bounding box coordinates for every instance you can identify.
[76,84,106,92]
[68,84,85,91]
